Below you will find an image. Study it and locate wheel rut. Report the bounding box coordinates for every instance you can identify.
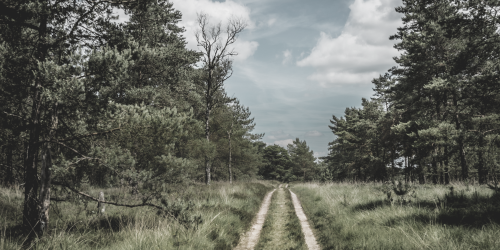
[234,185,320,250]
[234,188,276,250]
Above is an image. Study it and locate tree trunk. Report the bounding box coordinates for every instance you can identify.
[391,148,396,179]
[23,90,42,241]
[37,103,58,237]
[453,93,468,181]
[432,155,438,184]
[459,138,468,180]
[4,139,14,186]
[205,103,211,185]
[444,146,450,185]
[23,14,48,243]
[404,156,408,182]
[477,133,487,184]
[228,130,232,184]
[418,157,426,184]
[37,143,52,236]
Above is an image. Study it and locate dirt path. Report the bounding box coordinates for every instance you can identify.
[289,190,321,250]
[234,189,276,250]
[255,186,306,250]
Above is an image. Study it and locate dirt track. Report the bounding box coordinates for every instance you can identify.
[289,189,320,250]
[234,185,320,250]
[234,189,276,250]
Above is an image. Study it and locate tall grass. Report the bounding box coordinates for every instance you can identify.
[0,181,273,249]
[292,182,500,250]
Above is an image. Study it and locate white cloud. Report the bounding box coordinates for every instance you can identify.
[305,130,322,137]
[232,40,259,61]
[297,0,403,86]
[274,139,294,148]
[282,49,292,64]
[266,131,292,141]
[171,0,259,61]
[267,18,277,26]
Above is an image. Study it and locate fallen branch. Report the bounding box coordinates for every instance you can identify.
[51,181,186,228]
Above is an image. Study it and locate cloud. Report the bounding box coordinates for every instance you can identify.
[232,40,259,62]
[274,139,294,148]
[297,0,403,86]
[266,130,292,141]
[282,49,292,64]
[170,0,259,61]
[267,18,277,26]
[305,130,322,137]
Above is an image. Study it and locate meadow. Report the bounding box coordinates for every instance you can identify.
[0,181,275,250]
[292,182,500,250]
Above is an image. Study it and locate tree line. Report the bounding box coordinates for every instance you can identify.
[324,0,500,184]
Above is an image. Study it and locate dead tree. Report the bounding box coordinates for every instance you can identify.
[195,13,246,185]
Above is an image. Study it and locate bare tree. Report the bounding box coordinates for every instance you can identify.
[195,13,246,185]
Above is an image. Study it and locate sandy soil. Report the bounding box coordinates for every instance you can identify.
[234,189,276,250]
[289,189,321,250]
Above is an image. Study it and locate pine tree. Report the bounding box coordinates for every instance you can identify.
[0,0,201,243]
[288,138,316,181]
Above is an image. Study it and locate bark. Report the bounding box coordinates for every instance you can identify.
[444,146,450,185]
[478,133,487,184]
[37,103,58,237]
[391,148,396,179]
[23,85,42,240]
[453,93,468,180]
[4,140,14,186]
[459,140,468,180]
[23,11,48,242]
[37,143,51,236]
[205,87,211,185]
[228,128,232,184]
[432,154,438,184]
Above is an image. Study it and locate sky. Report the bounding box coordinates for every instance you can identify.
[166,0,404,158]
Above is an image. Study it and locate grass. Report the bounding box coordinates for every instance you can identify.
[255,186,306,250]
[292,182,500,250]
[0,181,274,250]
